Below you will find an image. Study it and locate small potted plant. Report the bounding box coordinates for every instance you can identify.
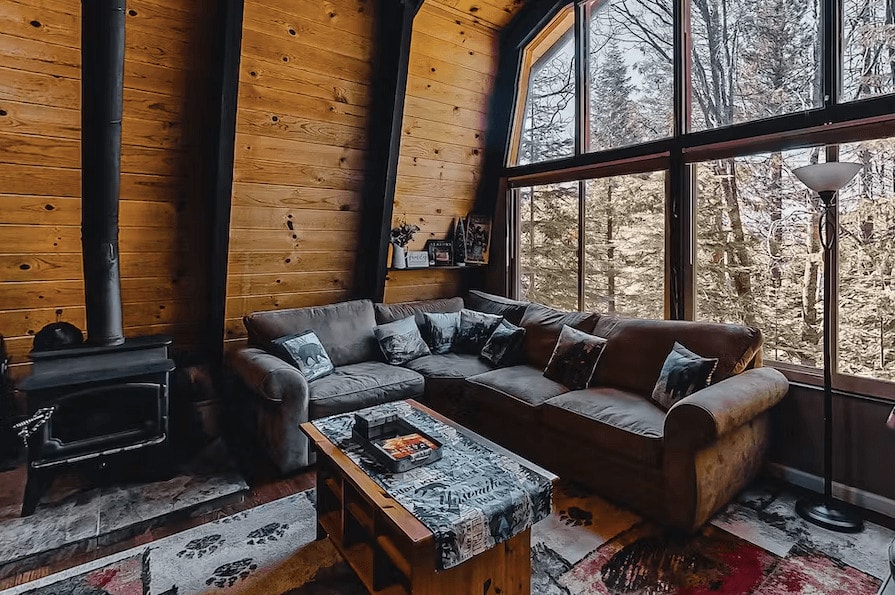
[390,215,420,269]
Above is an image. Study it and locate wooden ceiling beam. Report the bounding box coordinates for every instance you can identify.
[354,0,424,302]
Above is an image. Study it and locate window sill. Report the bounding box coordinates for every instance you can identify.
[769,361,895,403]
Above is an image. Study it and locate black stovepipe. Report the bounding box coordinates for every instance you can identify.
[81,0,126,346]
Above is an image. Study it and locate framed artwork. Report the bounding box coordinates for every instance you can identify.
[425,240,454,266]
[465,214,492,264]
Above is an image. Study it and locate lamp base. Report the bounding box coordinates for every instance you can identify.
[796,495,864,533]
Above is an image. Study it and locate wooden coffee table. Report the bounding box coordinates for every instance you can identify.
[301,399,556,595]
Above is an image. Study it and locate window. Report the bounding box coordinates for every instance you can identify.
[695,149,822,365]
[689,0,822,131]
[584,173,665,318]
[838,137,895,381]
[504,0,895,392]
[841,0,895,102]
[588,0,673,150]
[517,182,579,310]
[515,8,576,165]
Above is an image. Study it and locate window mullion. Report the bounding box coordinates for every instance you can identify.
[823,0,838,107]
[574,0,588,157]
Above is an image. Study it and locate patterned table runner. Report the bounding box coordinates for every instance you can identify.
[312,401,553,570]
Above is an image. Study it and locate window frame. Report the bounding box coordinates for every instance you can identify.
[501,0,895,399]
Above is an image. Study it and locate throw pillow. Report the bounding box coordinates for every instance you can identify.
[543,325,607,390]
[480,320,526,367]
[374,316,431,365]
[650,342,719,410]
[270,330,334,382]
[420,311,460,354]
[453,309,504,354]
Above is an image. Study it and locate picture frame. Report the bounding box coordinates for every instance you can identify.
[465,214,492,265]
[425,240,454,267]
[406,250,429,268]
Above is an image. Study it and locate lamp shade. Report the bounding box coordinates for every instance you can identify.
[793,162,862,193]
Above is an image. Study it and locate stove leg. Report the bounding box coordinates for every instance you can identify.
[21,468,51,517]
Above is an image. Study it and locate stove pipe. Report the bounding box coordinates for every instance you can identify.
[81,0,126,346]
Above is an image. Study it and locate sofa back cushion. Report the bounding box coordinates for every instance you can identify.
[465,290,529,325]
[244,299,379,367]
[374,297,464,326]
[591,316,763,397]
[519,303,601,370]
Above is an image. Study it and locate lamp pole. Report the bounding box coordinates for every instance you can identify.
[793,162,864,533]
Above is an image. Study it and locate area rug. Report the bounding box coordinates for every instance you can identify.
[0,440,248,575]
[3,480,891,594]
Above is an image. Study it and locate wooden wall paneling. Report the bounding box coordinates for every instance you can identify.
[0,0,217,370]
[384,2,504,304]
[224,0,378,344]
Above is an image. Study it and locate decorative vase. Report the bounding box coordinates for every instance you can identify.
[391,244,407,269]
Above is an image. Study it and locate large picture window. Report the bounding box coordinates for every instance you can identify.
[689,0,821,131]
[505,0,895,393]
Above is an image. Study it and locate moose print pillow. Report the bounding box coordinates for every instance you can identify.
[650,342,718,410]
[271,330,334,382]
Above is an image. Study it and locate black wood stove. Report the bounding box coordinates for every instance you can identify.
[15,0,175,515]
[17,338,174,515]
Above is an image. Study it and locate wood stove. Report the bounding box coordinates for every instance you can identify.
[17,337,174,515]
[14,0,176,515]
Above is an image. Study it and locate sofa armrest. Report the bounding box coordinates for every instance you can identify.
[227,347,309,406]
[664,367,789,450]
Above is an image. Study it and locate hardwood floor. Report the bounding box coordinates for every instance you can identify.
[0,466,316,591]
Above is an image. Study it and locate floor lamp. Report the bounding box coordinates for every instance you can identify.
[793,161,863,533]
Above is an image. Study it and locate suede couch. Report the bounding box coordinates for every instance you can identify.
[227,291,789,532]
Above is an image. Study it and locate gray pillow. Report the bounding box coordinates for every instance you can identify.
[650,342,718,410]
[270,330,334,382]
[453,309,503,354]
[480,320,526,367]
[543,325,607,390]
[374,316,431,365]
[420,311,460,354]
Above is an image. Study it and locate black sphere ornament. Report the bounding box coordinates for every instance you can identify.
[32,322,85,352]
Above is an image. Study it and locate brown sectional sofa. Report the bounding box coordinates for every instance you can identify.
[227,290,789,532]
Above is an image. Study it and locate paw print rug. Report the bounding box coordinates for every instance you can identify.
[4,481,891,594]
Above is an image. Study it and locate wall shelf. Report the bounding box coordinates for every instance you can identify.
[387,264,486,272]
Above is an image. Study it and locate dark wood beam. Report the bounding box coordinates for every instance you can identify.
[206,0,244,372]
[355,0,424,303]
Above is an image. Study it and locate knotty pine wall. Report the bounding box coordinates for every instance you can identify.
[224,0,522,346]
[384,2,503,303]
[0,0,216,377]
[222,0,375,348]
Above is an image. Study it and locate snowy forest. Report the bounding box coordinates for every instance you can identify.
[516,0,895,381]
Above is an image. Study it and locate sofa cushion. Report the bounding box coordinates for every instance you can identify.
[454,309,503,354]
[468,364,569,404]
[480,320,526,367]
[543,325,607,389]
[591,317,763,397]
[245,299,379,367]
[420,311,460,354]
[466,364,569,426]
[270,330,334,382]
[519,303,601,370]
[374,297,464,326]
[307,361,424,419]
[542,388,665,468]
[374,316,430,365]
[465,290,529,325]
[651,342,718,410]
[404,352,494,379]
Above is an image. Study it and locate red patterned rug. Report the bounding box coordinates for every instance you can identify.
[3,480,890,594]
